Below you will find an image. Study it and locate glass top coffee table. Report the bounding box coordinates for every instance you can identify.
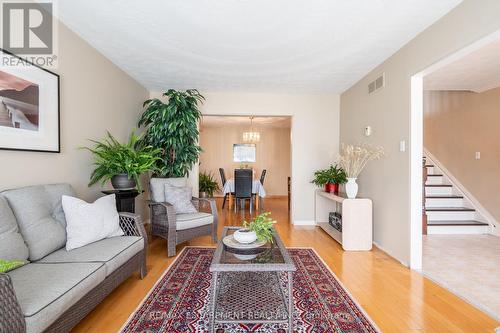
[209,227,296,331]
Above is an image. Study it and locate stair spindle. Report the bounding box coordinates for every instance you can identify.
[422,157,428,235]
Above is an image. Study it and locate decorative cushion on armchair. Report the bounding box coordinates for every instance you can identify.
[163,184,197,214]
[150,177,187,202]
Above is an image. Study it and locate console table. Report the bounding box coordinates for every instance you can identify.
[314,189,373,251]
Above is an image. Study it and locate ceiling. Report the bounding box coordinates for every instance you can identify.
[201,116,291,129]
[55,0,461,93]
[424,38,500,93]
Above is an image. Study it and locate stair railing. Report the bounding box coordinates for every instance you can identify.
[422,157,428,235]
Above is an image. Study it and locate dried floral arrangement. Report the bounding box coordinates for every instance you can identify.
[339,143,384,178]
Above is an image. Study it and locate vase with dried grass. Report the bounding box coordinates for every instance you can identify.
[339,143,384,198]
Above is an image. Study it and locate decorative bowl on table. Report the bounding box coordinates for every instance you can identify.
[233,228,257,244]
[222,233,266,250]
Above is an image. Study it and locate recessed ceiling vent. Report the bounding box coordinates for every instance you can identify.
[368,73,385,94]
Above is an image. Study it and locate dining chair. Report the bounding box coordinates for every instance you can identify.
[234,169,253,213]
[252,169,267,211]
[259,169,267,185]
[219,168,232,209]
[288,176,291,211]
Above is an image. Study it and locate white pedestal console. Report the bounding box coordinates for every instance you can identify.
[314,189,373,251]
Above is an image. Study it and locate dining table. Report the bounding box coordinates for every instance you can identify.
[222,179,266,210]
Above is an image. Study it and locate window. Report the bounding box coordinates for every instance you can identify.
[233,144,256,162]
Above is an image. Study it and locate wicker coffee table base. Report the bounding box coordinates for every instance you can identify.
[209,270,293,331]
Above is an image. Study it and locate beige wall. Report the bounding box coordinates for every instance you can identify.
[0,20,149,215]
[199,124,291,196]
[424,88,500,223]
[340,0,500,265]
[151,91,340,223]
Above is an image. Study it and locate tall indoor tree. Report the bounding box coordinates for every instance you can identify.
[138,89,204,177]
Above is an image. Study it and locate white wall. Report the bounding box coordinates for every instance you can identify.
[150,92,340,223]
[340,0,500,265]
[0,18,149,215]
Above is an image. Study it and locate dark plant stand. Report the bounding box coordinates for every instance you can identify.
[102,189,143,213]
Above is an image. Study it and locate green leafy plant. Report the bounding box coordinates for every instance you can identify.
[199,171,220,197]
[311,164,347,186]
[138,89,204,177]
[243,212,277,243]
[82,131,161,191]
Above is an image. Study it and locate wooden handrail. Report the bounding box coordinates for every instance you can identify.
[422,157,428,235]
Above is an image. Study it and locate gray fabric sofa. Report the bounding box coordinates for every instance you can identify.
[0,184,148,333]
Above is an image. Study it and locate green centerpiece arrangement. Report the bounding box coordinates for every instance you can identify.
[233,212,276,244]
[311,164,347,194]
[83,131,161,191]
[199,171,220,197]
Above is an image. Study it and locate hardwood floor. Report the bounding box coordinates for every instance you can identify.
[73,198,499,333]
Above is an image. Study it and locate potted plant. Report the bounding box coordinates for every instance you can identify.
[138,89,204,178]
[339,143,384,198]
[311,164,347,194]
[234,212,276,244]
[83,131,161,191]
[199,171,220,198]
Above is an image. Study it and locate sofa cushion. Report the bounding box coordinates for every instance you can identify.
[150,177,187,202]
[0,195,29,261]
[2,184,75,261]
[8,262,105,333]
[176,212,213,231]
[38,236,144,276]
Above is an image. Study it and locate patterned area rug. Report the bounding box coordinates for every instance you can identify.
[121,247,379,333]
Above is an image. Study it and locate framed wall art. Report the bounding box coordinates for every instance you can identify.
[0,49,60,152]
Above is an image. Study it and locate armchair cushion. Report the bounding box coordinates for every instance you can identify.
[62,195,124,251]
[0,195,29,261]
[176,212,214,231]
[164,184,197,214]
[1,184,74,261]
[150,177,187,202]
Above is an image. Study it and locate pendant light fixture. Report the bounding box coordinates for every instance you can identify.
[242,116,260,143]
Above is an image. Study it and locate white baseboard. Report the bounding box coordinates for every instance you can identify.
[373,241,409,267]
[293,220,316,226]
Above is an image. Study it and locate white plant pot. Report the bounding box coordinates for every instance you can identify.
[346,178,358,199]
[233,229,257,244]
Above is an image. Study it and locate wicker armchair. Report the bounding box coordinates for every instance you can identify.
[0,212,147,333]
[149,197,218,257]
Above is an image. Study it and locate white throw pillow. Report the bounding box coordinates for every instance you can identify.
[62,194,124,251]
